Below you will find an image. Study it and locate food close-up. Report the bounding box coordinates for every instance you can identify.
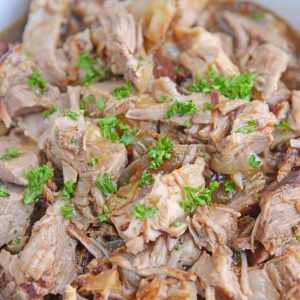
[0,0,300,299]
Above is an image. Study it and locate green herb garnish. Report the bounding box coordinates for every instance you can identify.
[295,236,300,241]
[80,94,95,110]
[43,104,58,118]
[248,154,263,170]
[23,165,54,204]
[98,115,137,146]
[61,180,77,200]
[187,68,256,100]
[99,204,111,223]
[111,81,133,99]
[96,100,106,111]
[161,95,168,103]
[179,181,219,213]
[203,101,213,111]
[236,119,257,134]
[136,56,144,71]
[61,204,74,219]
[275,120,291,131]
[138,171,153,188]
[147,136,174,169]
[96,173,117,198]
[62,109,79,120]
[27,69,48,96]
[224,181,236,195]
[165,100,198,119]
[0,147,21,161]
[250,11,266,22]
[77,51,110,86]
[89,157,100,167]
[0,187,10,198]
[173,220,181,227]
[133,204,158,220]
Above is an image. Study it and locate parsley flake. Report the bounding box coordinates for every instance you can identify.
[23,165,54,204]
[276,120,291,131]
[295,236,300,241]
[173,220,181,227]
[248,154,263,170]
[179,181,219,213]
[0,186,10,198]
[111,81,133,99]
[61,181,77,200]
[0,147,21,161]
[224,181,236,195]
[96,99,106,111]
[27,69,48,96]
[43,104,58,118]
[236,119,257,134]
[77,51,110,86]
[98,115,137,146]
[133,204,158,220]
[187,68,257,100]
[147,136,174,169]
[89,157,100,167]
[99,204,112,223]
[80,94,95,110]
[139,171,153,188]
[203,101,213,111]
[96,173,117,198]
[250,11,266,22]
[61,204,74,219]
[165,100,198,119]
[62,109,79,120]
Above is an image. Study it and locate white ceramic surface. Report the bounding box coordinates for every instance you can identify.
[0,1,299,33]
[0,0,31,32]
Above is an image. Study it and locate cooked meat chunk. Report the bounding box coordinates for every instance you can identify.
[136,277,197,300]
[0,45,60,127]
[254,171,300,254]
[0,201,77,298]
[242,43,290,100]
[23,0,72,86]
[192,250,246,300]
[211,101,277,174]
[176,27,239,78]
[111,158,205,254]
[0,182,33,247]
[221,11,290,54]
[190,205,240,252]
[0,131,39,185]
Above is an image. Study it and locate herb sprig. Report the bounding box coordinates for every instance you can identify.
[179,181,219,213]
[165,100,198,119]
[248,154,263,170]
[23,165,54,204]
[61,204,74,219]
[96,173,117,198]
[147,136,174,169]
[43,104,58,118]
[61,181,77,200]
[111,81,133,99]
[99,204,112,223]
[27,69,48,96]
[236,119,257,134]
[0,186,10,198]
[133,204,158,220]
[0,147,21,161]
[138,171,153,188]
[187,68,256,100]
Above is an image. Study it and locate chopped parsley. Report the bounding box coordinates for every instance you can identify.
[248,154,263,170]
[77,51,110,86]
[203,101,213,111]
[147,136,174,169]
[236,119,257,134]
[133,204,158,220]
[96,99,106,111]
[0,186,10,198]
[111,81,133,99]
[295,236,300,241]
[61,204,74,219]
[165,100,198,119]
[0,147,21,161]
[99,204,111,223]
[250,11,266,22]
[12,237,21,246]
[138,171,153,188]
[89,156,100,167]
[96,173,117,198]
[23,165,54,204]
[187,68,256,100]
[136,55,144,71]
[175,243,183,251]
[224,181,236,195]
[70,137,78,144]
[43,104,58,118]
[62,109,79,120]
[276,120,291,130]
[61,180,77,200]
[179,181,219,213]
[27,68,48,96]
[173,220,181,227]
[184,120,191,127]
[98,115,137,146]
[161,95,169,103]
[174,65,183,75]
